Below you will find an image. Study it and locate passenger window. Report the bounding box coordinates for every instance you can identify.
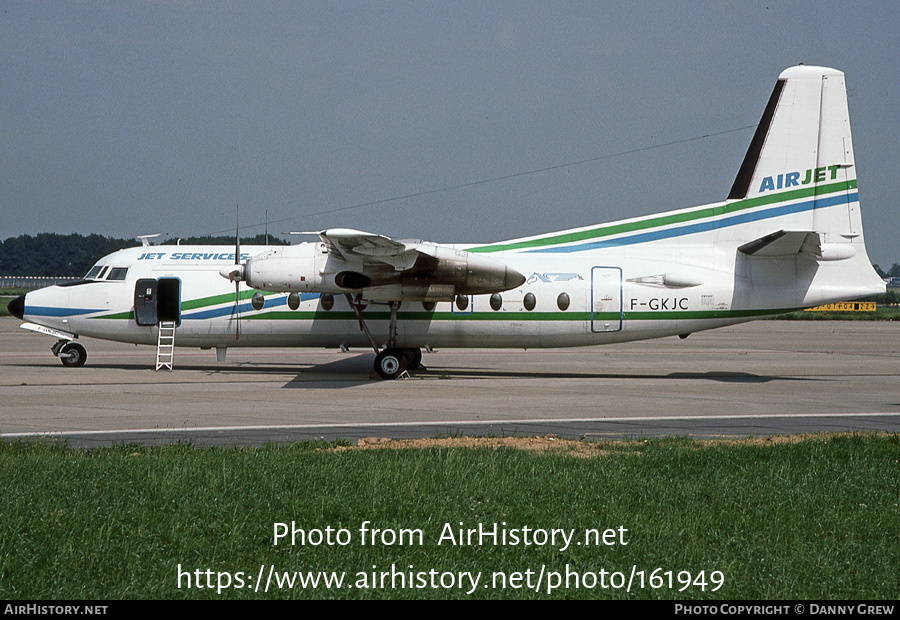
[523,292,536,311]
[107,267,129,281]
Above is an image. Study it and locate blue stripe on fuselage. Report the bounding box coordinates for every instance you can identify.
[528,192,858,253]
[25,306,102,317]
[180,293,319,320]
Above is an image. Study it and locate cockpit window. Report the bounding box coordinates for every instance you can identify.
[98,266,109,280]
[85,265,104,279]
[107,267,129,281]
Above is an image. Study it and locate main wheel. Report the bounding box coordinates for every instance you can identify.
[374,349,407,380]
[59,342,87,367]
[403,348,423,370]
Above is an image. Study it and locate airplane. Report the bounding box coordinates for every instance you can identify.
[6,65,886,379]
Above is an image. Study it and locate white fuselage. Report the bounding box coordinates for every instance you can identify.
[17,231,879,353]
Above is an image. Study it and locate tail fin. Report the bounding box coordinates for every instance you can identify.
[728,65,861,243]
[729,65,884,301]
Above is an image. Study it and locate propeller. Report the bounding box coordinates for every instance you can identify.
[234,223,241,340]
[217,208,252,340]
[221,207,244,340]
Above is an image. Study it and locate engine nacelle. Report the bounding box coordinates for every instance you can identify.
[334,271,371,289]
[415,244,526,295]
[244,244,325,292]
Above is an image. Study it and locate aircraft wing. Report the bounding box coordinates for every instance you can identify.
[249,229,526,301]
[320,228,525,295]
[317,228,420,271]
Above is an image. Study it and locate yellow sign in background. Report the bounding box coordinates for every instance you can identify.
[804,302,877,312]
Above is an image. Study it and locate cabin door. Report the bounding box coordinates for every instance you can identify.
[590,267,622,333]
[134,279,158,326]
[134,278,181,326]
[156,278,181,325]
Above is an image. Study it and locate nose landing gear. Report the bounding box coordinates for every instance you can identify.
[52,340,87,367]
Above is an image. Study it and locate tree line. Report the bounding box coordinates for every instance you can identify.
[0,233,285,277]
[873,263,900,279]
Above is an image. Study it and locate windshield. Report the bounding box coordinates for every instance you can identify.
[106,267,128,281]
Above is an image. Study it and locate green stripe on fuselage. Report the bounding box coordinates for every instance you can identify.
[468,180,857,253]
[90,290,279,319]
[87,306,799,323]
[92,310,135,320]
[239,308,799,322]
[180,289,276,311]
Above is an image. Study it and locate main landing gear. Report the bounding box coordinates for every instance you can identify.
[373,347,424,380]
[345,294,424,380]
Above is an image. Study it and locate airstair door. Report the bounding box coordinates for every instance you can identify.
[590,266,622,333]
[134,279,158,326]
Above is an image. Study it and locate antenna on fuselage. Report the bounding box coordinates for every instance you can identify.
[136,234,161,247]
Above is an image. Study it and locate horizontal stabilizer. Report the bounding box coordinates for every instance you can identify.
[738,230,820,257]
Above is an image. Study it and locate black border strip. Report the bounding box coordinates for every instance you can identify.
[728,78,786,200]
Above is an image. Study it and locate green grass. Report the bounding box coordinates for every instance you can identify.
[776,306,900,321]
[1,435,898,599]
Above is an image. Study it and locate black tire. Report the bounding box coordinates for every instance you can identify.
[403,348,423,370]
[374,349,407,379]
[60,342,87,367]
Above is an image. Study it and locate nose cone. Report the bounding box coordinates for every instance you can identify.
[219,264,245,282]
[7,295,25,320]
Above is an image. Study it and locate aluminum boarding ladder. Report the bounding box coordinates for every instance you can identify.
[155,321,176,371]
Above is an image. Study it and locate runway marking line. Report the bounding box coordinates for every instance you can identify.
[2,411,899,439]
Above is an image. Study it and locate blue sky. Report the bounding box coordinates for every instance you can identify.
[2,1,897,267]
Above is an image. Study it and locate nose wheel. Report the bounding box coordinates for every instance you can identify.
[54,341,87,367]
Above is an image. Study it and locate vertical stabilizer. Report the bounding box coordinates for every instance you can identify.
[730,65,855,204]
[729,65,883,302]
[728,66,863,245]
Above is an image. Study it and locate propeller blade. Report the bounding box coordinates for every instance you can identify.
[234,280,241,340]
[234,206,241,340]
[235,206,241,266]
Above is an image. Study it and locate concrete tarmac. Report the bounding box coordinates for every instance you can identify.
[1,317,898,446]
